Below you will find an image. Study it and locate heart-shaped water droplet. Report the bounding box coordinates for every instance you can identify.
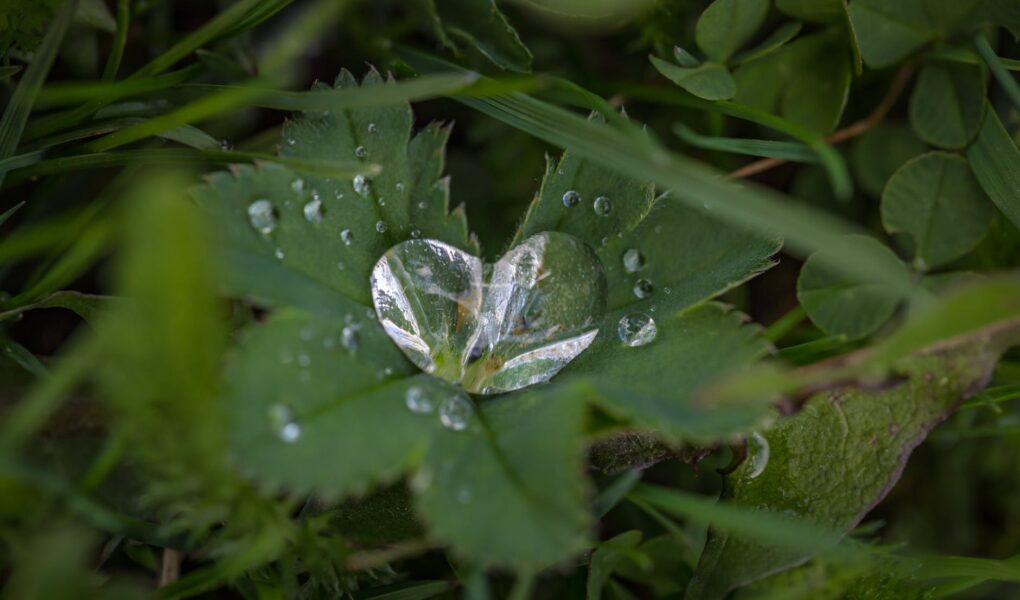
[371,232,607,394]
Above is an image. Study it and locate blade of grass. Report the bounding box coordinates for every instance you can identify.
[974,35,1020,112]
[674,124,819,162]
[86,72,479,152]
[0,0,76,188]
[36,66,203,108]
[101,0,131,81]
[7,148,376,181]
[966,105,1020,229]
[0,290,114,323]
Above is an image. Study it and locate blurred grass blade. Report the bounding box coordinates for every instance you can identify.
[36,67,202,108]
[0,291,114,323]
[0,0,76,188]
[966,106,1020,229]
[101,0,131,81]
[1,337,49,378]
[8,149,374,181]
[0,66,22,81]
[87,73,478,152]
[674,124,819,162]
[0,201,26,226]
[974,35,1020,111]
[628,484,850,556]
[917,554,1020,582]
[11,221,113,306]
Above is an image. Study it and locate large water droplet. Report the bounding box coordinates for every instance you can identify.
[405,385,435,414]
[303,198,324,224]
[269,404,301,443]
[247,199,278,234]
[746,432,770,479]
[370,232,607,394]
[340,229,354,245]
[618,313,657,347]
[593,196,612,216]
[562,190,580,207]
[633,278,654,299]
[622,248,645,273]
[439,394,473,431]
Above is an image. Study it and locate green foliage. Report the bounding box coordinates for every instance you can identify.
[882,152,994,270]
[2,0,1020,597]
[797,235,912,339]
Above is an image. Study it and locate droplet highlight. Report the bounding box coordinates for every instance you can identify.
[617,313,657,347]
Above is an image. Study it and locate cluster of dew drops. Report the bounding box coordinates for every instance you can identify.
[562,189,659,349]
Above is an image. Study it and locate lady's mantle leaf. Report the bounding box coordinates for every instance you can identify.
[686,318,1020,599]
[424,0,533,72]
[415,388,589,569]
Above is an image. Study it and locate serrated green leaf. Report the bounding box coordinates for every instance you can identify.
[224,312,447,496]
[966,104,1020,230]
[848,122,925,197]
[882,152,994,270]
[696,0,770,63]
[415,389,589,569]
[775,0,842,22]
[561,304,773,442]
[798,235,912,339]
[650,56,737,101]
[686,319,1020,599]
[425,0,533,72]
[193,72,472,315]
[909,60,986,149]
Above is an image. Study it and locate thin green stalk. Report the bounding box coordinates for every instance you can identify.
[974,34,1020,112]
[101,0,131,81]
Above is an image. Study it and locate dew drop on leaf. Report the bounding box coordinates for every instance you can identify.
[337,261,345,271]
[410,228,422,239]
[303,198,324,224]
[633,278,654,299]
[274,247,285,260]
[562,190,580,207]
[377,197,386,207]
[291,178,304,193]
[593,196,612,216]
[340,229,354,245]
[247,199,278,235]
[353,175,369,196]
[404,385,435,414]
[439,393,473,431]
[617,313,657,347]
[622,248,645,273]
[395,182,406,194]
[456,487,472,504]
[746,432,770,479]
[355,145,367,158]
[340,325,359,352]
[367,123,378,134]
[376,221,388,233]
[269,404,301,443]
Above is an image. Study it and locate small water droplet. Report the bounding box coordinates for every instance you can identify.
[622,248,645,273]
[278,349,293,364]
[395,182,406,194]
[297,353,311,367]
[303,198,324,224]
[376,221,388,233]
[562,190,580,207]
[219,139,232,151]
[353,175,370,196]
[746,432,770,479]
[410,228,422,239]
[291,178,304,193]
[334,189,344,200]
[418,201,428,210]
[367,123,378,134]
[274,247,285,260]
[341,325,359,352]
[456,487,472,504]
[439,394,473,431]
[337,261,345,271]
[286,137,296,146]
[405,385,435,414]
[340,229,354,245]
[593,196,612,216]
[633,278,654,299]
[247,199,278,235]
[618,313,657,347]
[269,404,301,443]
[377,197,386,207]
[355,146,367,158]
